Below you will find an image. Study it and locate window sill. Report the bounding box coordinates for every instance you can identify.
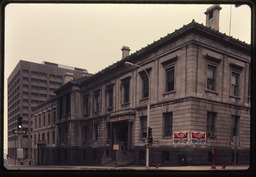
[163,136,173,139]
[163,90,176,96]
[94,111,100,115]
[140,97,149,102]
[83,114,90,118]
[205,89,219,95]
[121,102,130,107]
[229,95,241,100]
[107,107,114,112]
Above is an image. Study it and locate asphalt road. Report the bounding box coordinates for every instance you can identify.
[4,164,250,171]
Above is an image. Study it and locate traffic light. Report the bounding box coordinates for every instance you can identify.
[148,127,152,138]
[6,154,10,159]
[18,116,23,129]
[149,137,153,145]
[148,127,153,145]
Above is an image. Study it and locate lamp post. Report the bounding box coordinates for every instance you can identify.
[124,61,150,168]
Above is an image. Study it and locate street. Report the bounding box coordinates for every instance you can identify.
[4,164,250,171]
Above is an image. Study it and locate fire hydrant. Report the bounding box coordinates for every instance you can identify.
[155,161,159,168]
[222,161,226,169]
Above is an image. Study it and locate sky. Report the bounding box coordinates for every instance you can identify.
[3,3,251,152]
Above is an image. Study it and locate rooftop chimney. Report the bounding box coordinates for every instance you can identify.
[204,4,222,31]
[64,72,74,84]
[121,46,130,59]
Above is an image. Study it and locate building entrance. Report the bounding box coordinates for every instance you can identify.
[110,120,133,166]
[114,122,128,155]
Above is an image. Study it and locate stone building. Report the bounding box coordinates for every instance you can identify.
[31,5,251,166]
[7,60,90,165]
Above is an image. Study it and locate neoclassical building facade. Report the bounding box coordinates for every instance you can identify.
[31,5,251,166]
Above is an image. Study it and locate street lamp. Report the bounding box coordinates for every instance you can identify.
[124,61,150,168]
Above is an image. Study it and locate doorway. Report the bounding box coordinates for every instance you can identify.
[113,122,128,155]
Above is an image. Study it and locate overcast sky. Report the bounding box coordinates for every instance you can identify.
[3,3,251,151]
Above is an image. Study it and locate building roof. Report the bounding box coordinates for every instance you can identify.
[55,19,251,92]
[81,20,251,83]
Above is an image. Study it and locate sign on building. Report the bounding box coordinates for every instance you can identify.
[17,148,24,159]
[113,144,119,150]
[191,132,206,144]
[173,132,188,144]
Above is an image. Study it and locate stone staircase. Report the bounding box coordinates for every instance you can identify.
[102,151,134,167]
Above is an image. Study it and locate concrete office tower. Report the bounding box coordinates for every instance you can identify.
[7,60,91,165]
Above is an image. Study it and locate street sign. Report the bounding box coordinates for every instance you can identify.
[113,144,119,150]
[230,141,240,146]
[153,141,160,144]
[145,144,152,148]
[13,129,27,134]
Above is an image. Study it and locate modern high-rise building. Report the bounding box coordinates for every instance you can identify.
[7,60,90,165]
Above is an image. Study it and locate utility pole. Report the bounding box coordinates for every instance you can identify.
[229,5,232,36]
[124,62,151,168]
[14,116,25,169]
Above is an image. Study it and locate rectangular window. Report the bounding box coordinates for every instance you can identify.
[39,116,41,128]
[162,151,170,162]
[123,82,130,103]
[106,122,111,140]
[35,118,37,128]
[52,131,55,144]
[47,133,49,144]
[34,135,36,145]
[142,76,149,98]
[207,112,216,139]
[31,71,39,75]
[166,67,174,92]
[23,69,29,74]
[207,65,216,90]
[93,149,97,160]
[231,72,239,96]
[231,115,239,138]
[83,150,86,159]
[107,87,114,108]
[43,113,46,126]
[139,151,146,161]
[53,109,56,123]
[94,92,100,112]
[82,126,87,142]
[66,93,71,114]
[94,124,98,140]
[58,97,63,118]
[140,116,147,138]
[83,95,89,116]
[48,111,51,125]
[65,126,68,143]
[163,112,173,137]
